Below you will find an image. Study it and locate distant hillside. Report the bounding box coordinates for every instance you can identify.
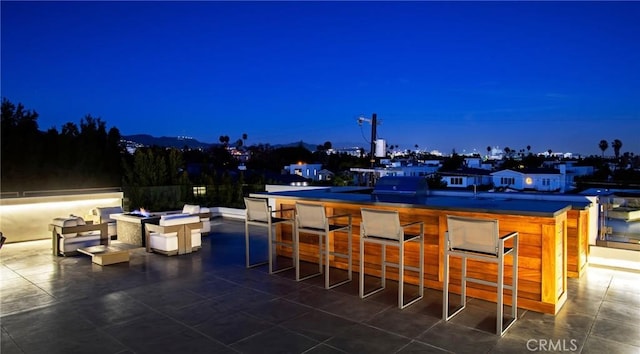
[123,135,319,151]
[123,134,213,149]
[274,141,318,152]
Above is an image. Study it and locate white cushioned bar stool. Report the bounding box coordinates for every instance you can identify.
[244,197,295,274]
[443,215,519,336]
[359,208,424,309]
[295,201,352,289]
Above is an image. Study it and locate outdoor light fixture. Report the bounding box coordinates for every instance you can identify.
[525,177,533,185]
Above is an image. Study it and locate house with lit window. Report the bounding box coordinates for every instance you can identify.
[317,169,334,182]
[491,168,563,192]
[441,168,493,188]
[283,163,323,181]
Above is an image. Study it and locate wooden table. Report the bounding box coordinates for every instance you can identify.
[77,242,142,265]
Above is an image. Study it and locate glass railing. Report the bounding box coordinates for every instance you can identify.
[599,193,640,251]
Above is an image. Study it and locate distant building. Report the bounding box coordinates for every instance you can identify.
[228,146,250,163]
[334,147,364,157]
[464,157,493,170]
[441,168,493,189]
[283,163,323,181]
[491,168,563,192]
[544,161,595,190]
[317,169,334,182]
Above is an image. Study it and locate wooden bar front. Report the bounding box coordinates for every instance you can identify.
[273,198,569,315]
[567,208,590,278]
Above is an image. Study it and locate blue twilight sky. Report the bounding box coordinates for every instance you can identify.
[2,1,639,156]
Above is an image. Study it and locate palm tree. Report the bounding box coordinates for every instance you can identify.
[611,139,622,159]
[599,140,608,158]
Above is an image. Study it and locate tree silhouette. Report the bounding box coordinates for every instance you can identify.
[440,153,465,171]
[219,135,230,146]
[241,133,248,149]
[611,139,622,160]
[599,139,608,158]
[1,98,121,191]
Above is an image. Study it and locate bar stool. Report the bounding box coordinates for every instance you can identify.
[294,201,352,289]
[443,215,519,336]
[244,197,295,274]
[359,208,424,309]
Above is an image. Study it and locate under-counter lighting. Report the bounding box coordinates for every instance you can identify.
[0,193,122,243]
[1,198,120,213]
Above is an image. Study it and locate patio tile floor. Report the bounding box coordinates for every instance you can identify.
[1,219,639,353]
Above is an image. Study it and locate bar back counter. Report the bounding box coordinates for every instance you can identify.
[253,186,593,315]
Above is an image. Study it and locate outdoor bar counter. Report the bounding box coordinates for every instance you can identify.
[253,187,592,315]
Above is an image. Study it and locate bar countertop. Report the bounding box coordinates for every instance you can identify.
[253,187,592,217]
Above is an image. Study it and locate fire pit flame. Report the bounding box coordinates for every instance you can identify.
[130,208,151,217]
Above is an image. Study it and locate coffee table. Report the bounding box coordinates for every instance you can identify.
[77,242,142,265]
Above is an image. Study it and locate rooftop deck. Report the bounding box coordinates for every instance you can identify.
[1,219,639,353]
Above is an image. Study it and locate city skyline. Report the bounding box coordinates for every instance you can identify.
[2,1,639,156]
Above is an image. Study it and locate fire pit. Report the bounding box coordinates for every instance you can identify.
[110,210,160,247]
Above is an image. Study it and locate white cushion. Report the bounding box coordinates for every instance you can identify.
[149,231,201,252]
[93,206,123,223]
[149,232,179,251]
[182,204,201,214]
[52,217,78,228]
[159,214,200,226]
[79,229,101,237]
[59,233,101,253]
[52,216,85,237]
[191,231,202,248]
[200,220,211,234]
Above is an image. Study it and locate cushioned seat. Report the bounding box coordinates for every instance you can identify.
[49,216,107,256]
[149,230,202,254]
[182,204,211,234]
[89,206,124,240]
[145,214,202,256]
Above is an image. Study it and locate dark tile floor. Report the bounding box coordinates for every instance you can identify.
[1,219,639,354]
